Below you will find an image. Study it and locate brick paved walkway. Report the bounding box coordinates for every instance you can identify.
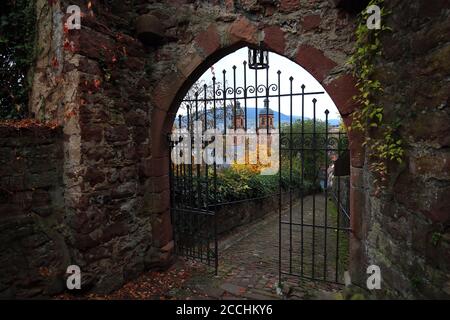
[179,194,349,300]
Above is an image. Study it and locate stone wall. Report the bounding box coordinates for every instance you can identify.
[359,0,450,298]
[30,0,171,293]
[216,196,277,236]
[216,192,294,236]
[0,122,68,298]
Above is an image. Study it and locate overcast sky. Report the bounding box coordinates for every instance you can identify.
[188,47,340,121]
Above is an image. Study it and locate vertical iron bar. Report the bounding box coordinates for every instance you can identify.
[195,93,201,210]
[223,70,227,164]
[211,76,218,267]
[265,65,270,169]
[204,83,208,210]
[255,68,258,130]
[266,65,269,136]
[188,106,193,209]
[187,105,192,258]
[233,65,237,164]
[255,67,258,164]
[177,115,182,189]
[202,84,208,262]
[177,114,183,208]
[214,83,218,272]
[244,61,248,131]
[300,84,305,276]
[169,124,175,252]
[277,70,282,284]
[289,76,293,274]
[243,61,248,164]
[335,131,342,282]
[181,108,185,256]
[175,116,180,211]
[312,98,317,279]
[195,93,200,259]
[324,109,329,281]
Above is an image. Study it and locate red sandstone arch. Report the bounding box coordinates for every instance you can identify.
[151,19,362,163]
[149,17,365,279]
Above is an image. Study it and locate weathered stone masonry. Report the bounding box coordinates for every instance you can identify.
[362,0,450,299]
[0,123,68,297]
[0,0,448,298]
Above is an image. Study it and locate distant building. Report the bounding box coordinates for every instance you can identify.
[258,99,275,130]
[231,99,275,131]
[234,102,245,130]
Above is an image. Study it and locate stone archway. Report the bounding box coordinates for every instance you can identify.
[148,16,366,284]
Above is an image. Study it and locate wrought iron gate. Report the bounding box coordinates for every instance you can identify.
[169,47,351,283]
[169,105,219,272]
[278,95,351,285]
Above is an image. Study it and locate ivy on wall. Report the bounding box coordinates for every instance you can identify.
[0,0,36,119]
[348,0,404,190]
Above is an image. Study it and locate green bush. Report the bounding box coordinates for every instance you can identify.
[190,163,320,204]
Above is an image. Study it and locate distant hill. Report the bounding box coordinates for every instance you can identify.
[244,107,303,128]
[245,108,341,127]
[177,106,340,129]
[327,118,341,127]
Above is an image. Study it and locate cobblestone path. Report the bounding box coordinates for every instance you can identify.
[179,194,350,300]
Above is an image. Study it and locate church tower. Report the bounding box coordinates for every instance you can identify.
[258,98,275,130]
[233,101,245,130]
